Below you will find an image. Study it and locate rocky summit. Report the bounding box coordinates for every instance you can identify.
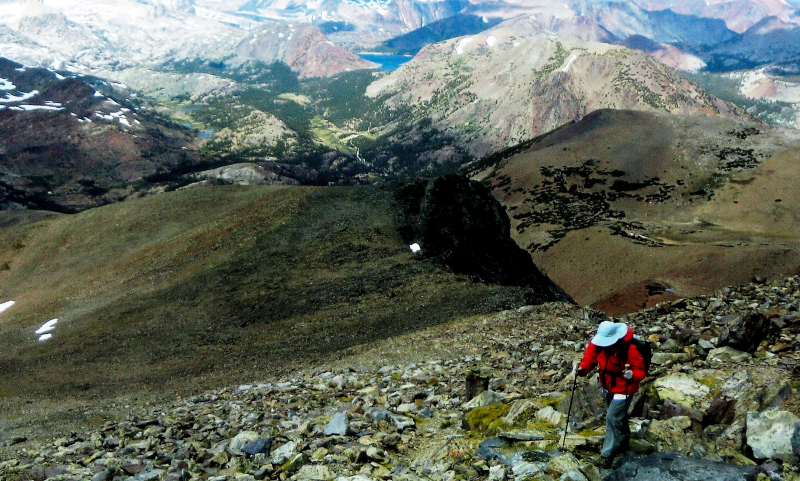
[2,275,800,480]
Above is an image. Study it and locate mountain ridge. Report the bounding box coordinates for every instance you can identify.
[366,28,743,159]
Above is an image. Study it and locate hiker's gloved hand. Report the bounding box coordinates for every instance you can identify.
[623,369,633,380]
[575,367,588,377]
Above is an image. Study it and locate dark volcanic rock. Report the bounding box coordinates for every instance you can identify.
[703,396,737,427]
[607,452,760,481]
[395,174,573,302]
[718,314,778,353]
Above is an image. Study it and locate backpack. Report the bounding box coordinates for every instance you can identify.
[628,335,653,376]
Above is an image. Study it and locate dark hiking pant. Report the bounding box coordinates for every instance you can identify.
[602,391,630,458]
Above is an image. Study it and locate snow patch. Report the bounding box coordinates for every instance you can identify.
[410,243,421,254]
[93,90,104,97]
[18,104,64,111]
[482,16,488,23]
[561,54,578,72]
[0,78,15,90]
[1,90,38,103]
[456,38,473,55]
[35,319,58,334]
[38,334,52,342]
[14,68,25,72]
[486,36,497,47]
[0,301,15,313]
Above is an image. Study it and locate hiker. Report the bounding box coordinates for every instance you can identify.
[575,320,645,466]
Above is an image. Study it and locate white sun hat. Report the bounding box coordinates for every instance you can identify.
[591,320,628,347]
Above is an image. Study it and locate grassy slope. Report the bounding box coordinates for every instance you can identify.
[470,109,800,312]
[0,185,537,409]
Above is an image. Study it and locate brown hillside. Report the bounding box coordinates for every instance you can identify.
[468,109,800,313]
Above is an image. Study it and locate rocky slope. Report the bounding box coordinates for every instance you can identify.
[366,23,742,158]
[2,275,799,481]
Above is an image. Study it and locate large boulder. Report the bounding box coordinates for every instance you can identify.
[503,399,536,425]
[558,376,606,425]
[654,373,711,408]
[323,412,350,436]
[462,390,506,410]
[702,396,737,427]
[707,347,751,366]
[536,406,564,427]
[717,314,778,353]
[228,431,261,455]
[648,416,695,454]
[606,452,759,480]
[746,409,800,462]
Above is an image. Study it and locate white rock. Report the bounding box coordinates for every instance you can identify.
[488,465,507,481]
[746,409,800,462]
[229,431,260,455]
[396,403,418,413]
[462,390,506,410]
[708,347,752,365]
[536,406,564,427]
[503,399,535,425]
[295,465,335,481]
[271,441,296,465]
[721,370,751,400]
[512,461,544,479]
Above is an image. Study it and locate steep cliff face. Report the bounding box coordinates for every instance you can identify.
[367,23,742,157]
[395,174,574,302]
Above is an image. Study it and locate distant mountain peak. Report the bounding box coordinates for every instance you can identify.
[634,0,798,32]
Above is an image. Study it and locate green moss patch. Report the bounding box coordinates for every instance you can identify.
[465,403,511,435]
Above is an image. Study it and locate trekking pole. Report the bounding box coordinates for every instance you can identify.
[624,363,632,416]
[562,361,579,451]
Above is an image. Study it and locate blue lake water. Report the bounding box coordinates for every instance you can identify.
[198,128,216,139]
[358,54,413,71]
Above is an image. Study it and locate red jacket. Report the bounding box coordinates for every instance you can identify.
[578,327,646,395]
